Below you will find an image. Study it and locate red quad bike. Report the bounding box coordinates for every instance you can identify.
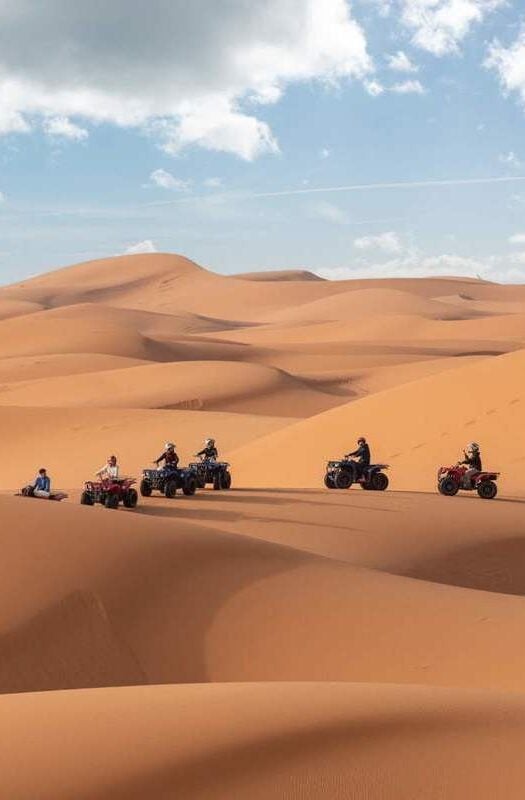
[437,464,499,500]
[80,477,138,510]
[18,486,68,501]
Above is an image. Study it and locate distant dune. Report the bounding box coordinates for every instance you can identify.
[2,252,525,797]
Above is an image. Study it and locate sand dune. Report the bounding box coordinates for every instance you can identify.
[0,406,293,489]
[2,252,525,797]
[3,682,525,799]
[230,348,525,494]
[0,359,342,416]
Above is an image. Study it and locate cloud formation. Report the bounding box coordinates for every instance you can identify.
[0,0,371,159]
[400,0,505,56]
[124,240,158,255]
[354,231,403,253]
[149,169,191,191]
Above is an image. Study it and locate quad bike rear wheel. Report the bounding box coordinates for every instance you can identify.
[80,491,94,506]
[371,472,389,491]
[438,477,459,496]
[140,479,152,497]
[220,471,232,490]
[123,488,138,508]
[105,493,120,509]
[183,477,197,496]
[213,473,221,490]
[165,479,178,499]
[334,470,352,490]
[324,474,336,489]
[477,480,497,499]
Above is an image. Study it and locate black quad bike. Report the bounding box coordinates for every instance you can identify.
[189,456,232,490]
[140,465,197,498]
[324,459,389,491]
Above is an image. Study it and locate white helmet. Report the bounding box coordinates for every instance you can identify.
[165,442,175,450]
[205,438,215,446]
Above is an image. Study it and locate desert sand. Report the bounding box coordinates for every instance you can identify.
[1,252,525,797]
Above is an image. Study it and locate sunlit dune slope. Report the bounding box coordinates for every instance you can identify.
[0,359,342,416]
[4,494,525,693]
[230,348,525,494]
[0,406,292,489]
[3,682,525,800]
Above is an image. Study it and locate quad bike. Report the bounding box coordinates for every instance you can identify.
[80,477,138,509]
[324,459,389,491]
[437,464,499,499]
[140,465,197,498]
[189,455,232,490]
[18,486,68,501]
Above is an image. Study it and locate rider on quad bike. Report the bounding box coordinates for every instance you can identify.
[459,442,482,489]
[154,442,180,468]
[345,437,371,481]
[96,455,120,480]
[196,438,218,461]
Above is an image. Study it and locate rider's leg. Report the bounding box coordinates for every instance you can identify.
[34,489,51,498]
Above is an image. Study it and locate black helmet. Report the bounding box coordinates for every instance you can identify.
[357,436,366,444]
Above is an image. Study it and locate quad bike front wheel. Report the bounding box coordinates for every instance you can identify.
[80,491,94,506]
[183,477,197,496]
[105,493,120,509]
[371,472,389,491]
[165,479,178,499]
[477,481,497,499]
[123,488,138,508]
[438,477,459,496]
[140,479,152,497]
[220,471,232,490]
[324,474,336,489]
[334,470,352,490]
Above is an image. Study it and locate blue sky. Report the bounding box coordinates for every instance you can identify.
[1,0,525,283]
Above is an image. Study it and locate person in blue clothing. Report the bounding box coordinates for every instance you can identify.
[33,468,51,498]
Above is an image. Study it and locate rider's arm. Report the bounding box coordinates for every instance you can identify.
[155,453,166,465]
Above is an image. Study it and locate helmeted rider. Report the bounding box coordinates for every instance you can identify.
[460,442,482,488]
[197,438,218,461]
[96,455,119,481]
[345,437,371,480]
[155,442,179,469]
[33,467,51,498]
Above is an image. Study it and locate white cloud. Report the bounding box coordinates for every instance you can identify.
[0,1,372,160]
[509,233,525,245]
[390,79,425,94]
[149,168,190,191]
[498,151,522,169]
[400,0,505,56]
[364,79,385,96]
[204,177,223,188]
[319,147,331,159]
[124,240,158,255]
[354,231,403,253]
[313,201,349,225]
[386,50,419,72]
[320,251,525,283]
[486,27,525,107]
[0,191,6,204]
[43,116,88,141]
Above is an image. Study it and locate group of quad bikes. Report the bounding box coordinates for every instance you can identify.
[324,457,499,499]
[79,455,232,510]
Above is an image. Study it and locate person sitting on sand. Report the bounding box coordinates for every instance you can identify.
[96,455,120,481]
[155,442,180,469]
[196,438,218,461]
[460,442,482,488]
[345,437,371,480]
[33,468,51,498]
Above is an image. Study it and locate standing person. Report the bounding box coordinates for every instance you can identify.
[155,442,179,468]
[461,442,482,488]
[196,438,218,461]
[96,455,120,480]
[33,468,51,498]
[345,437,371,481]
